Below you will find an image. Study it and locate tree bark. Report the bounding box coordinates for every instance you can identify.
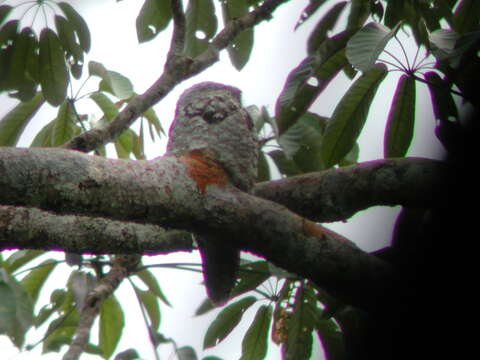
[0,147,447,310]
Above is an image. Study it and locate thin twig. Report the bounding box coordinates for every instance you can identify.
[63,0,289,153]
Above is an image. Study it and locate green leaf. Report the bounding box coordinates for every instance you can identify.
[143,106,165,138]
[222,0,254,70]
[134,268,171,307]
[384,75,416,158]
[5,27,32,90]
[346,21,401,72]
[275,30,355,136]
[20,259,57,305]
[54,15,84,67]
[0,5,12,26]
[2,250,44,273]
[138,289,161,331]
[278,112,328,173]
[115,128,136,158]
[321,64,387,168]
[52,101,80,146]
[203,296,257,349]
[39,28,68,106]
[0,269,34,348]
[89,61,134,100]
[99,295,125,359]
[57,2,91,52]
[30,119,56,147]
[35,289,67,328]
[231,261,271,298]
[256,150,271,183]
[136,0,172,43]
[429,29,459,62]
[177,346,198,360]
[282,284,317,360]
[316,316,347,360]
[0,19,18,47]
[384,0,404,29]
[267,150,302,177]
[239,304,272,360]
[307,1,348,54]
[424,71,458,123]
[90,91,119,120]
[453,0,480,34]
[0,92,44,146]
[184,0,217,58]
[194,297,216,316]
[295,0,329,29]
[43,310,79,353]
[25,30,40,82]
[346,0,370,30]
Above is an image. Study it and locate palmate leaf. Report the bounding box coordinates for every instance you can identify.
[39,28,68,106]
[346,21,401,73]
[0,92,44,146]
[203,296,257,349]
[99,295,125,359]
[240,304,272,360]
[320,64,387,168]
[136,0,172,43]
[222,0,254,70]
[384,75,416,158]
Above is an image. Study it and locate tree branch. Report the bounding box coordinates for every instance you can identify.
[62,255,140,360]
[0,205,192,253]
[253,157,447,222]
[63,0,289,153]
[0,147,419,310]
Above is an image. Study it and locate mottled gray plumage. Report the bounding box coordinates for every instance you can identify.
[166,82,258,303]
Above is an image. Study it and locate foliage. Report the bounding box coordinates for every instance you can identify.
[0,0,479,359]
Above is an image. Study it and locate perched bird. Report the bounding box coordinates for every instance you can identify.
[166,82,258,304]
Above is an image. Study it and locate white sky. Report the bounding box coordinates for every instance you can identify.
[1,0,446,359]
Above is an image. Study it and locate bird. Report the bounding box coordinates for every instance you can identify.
[166,82,258,304]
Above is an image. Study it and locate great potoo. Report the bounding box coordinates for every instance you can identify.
[166,82,258,303]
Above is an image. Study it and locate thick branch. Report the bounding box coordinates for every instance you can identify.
[0,147,406,310]
[64,0,288,153]
[253,158,447,222]
[0,205,192,253]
